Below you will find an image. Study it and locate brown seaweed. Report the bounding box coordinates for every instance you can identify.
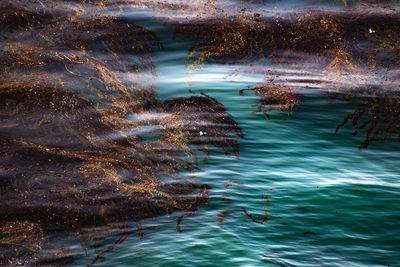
[161,93,244,163]
[0,1,243,265]
[240,82,302,119]
[220,196,230,201]
[223,180,244,188]
[302,232,316,235]
[217,211,230,227]
[0,1,162,117]
[172,3,400,74]
[1,0,399,264]
[241,185,274,224]
[169,1,400,147]
[335,90,400,149]
[0,83,228,265]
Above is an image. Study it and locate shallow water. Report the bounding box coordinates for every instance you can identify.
[1,1,400,266]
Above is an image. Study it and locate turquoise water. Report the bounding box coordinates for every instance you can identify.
[72,13,399,267]
[71,93,400,266]
[70,92,400,266]
[2,1,400,266]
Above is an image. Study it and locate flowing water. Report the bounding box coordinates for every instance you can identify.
[1,1,400,266]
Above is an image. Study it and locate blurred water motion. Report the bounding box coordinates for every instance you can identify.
[1,0,399,266]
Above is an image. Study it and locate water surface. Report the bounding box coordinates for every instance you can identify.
[1,1,399,266]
